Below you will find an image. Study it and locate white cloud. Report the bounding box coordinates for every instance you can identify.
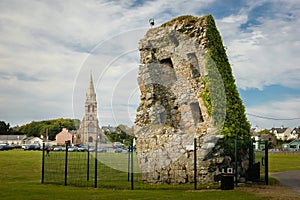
[246,96,300,128]
[215,0,300,129]
[218,0,300,90]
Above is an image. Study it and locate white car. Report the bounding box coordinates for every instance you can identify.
[112,142,124,149]
[53,146,63,151]
[68,146,78,152]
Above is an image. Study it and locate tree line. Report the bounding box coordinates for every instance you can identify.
[104,124,135,146]
[0,119,80,140]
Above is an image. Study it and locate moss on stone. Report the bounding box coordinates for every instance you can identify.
[161,15,207,27]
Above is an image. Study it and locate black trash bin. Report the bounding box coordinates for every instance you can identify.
[221,173,234,190]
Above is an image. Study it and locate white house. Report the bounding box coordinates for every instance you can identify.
[290,127,300,140]
[27,137,45,146]
[0,135,26,145]
[270,126,291,141]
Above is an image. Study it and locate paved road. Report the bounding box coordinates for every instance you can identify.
[271,170,300,194]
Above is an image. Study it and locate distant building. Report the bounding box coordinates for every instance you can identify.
[282,140,300,151]
[260,134,276,144]
[290,127,300,140]
[252,133,276,150]
[0,135,26,145]
[101,125,116,133]
[270,126,291,141]
[27,137,44,146]
[56,128,73,145]
[77,73,108,146]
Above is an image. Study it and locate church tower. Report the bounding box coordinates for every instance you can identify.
[78,73,106,146]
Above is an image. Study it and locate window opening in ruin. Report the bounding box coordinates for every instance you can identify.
[190,102,204,124]
[159,57,173,68]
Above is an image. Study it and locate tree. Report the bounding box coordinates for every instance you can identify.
[105,124,134,146]
[257,129,271,136]
[0,121,11,135]
[15,118,79,140]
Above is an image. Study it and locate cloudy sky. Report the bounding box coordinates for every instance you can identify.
[0,0,299,129]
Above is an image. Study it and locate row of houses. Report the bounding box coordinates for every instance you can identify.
[252,125,300,151]
[2,124,298,151]
[0,128,77,147]
[0,126,116,147]
[269,126,299,141]
[252,125,299,141]
[0,134,45,146]
[252,136,300,152]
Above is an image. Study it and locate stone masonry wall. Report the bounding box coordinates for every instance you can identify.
[134,15,247,184]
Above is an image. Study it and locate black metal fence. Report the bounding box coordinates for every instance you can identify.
[251,140,269,185]
[41,138,269,190]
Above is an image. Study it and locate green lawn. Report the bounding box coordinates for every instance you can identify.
[1,150,299,200]
[269,153,300,172]
[255,152,300,173]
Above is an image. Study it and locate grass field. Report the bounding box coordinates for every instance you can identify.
[269,153,300,172]
[0,150,299,200]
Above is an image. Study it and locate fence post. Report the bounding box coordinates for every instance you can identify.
[41,142,45,184]
[128,145,130,182]
[194,137,197,190]
[64,141,69,186]
[87,146,90,181]
[94,134,99,188]
[264,141,269,185]
[130,139,134,190]
[249,139,254,172]
[234,139,238,186]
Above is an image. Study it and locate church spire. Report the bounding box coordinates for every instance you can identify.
[86,72,96,101]
[77,72,108,145]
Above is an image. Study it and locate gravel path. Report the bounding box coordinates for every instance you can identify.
[271,170,300,194]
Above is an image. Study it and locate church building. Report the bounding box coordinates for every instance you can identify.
[77,73,107,146]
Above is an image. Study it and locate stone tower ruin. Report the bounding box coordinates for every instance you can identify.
[134,15,250,184]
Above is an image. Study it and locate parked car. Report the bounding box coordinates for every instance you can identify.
[48,146,54,151]
[78,146,88,152]
[88,147,107,152]
[0,144,11,151]
[11,145,22,149]
[97,147,108,153]
[88,147,95,152]
[112,142,124,149]
[40,145,50,151]
[23,144,40,150]
[114,148,124,153]
[269,148,280,152]
[68,146,78,152]
[53,146,63,151]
